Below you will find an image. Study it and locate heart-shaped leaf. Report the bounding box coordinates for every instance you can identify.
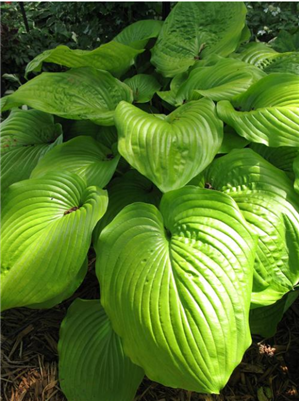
[217,74,299,147]
[1,109,62,194]
[124,74,161,103]
[96,187,256,393]
[31,136,120,188]
[151,2,247,77]
[114,19,163,50]
[206,149,299,307]
[25,42,143,79]
[59,299,144,401]
[115,98,223,192]
[1,171,108,311]
[1,67,133,126]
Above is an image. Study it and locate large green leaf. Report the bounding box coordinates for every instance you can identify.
[31,136,120,188]
[27,258,88,310]
[217,74,299,147]
[206,149,299,307]
[250,289,299,338]
[115,98,223,192]
[1,109,62,195]
[96,187,257,393]
[93,169,161,245]
[25,42,143,79]
[1,67,133,126]
[151,2,247,77]
[173,57,265,105]
[230,42,291,68]
[124,74,161,103]
[59,299,144,401]
[231,42,299,75]
[1,171,108,311]
[114,19,163,50]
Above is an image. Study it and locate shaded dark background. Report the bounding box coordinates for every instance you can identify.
[1,2,299,95]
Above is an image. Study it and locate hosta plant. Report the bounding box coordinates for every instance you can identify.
[1,2,299,400]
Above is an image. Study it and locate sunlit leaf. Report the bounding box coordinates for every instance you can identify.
[151,2,247,77]
[115,98,223,192]
[96,187,256,393]
[1,171,108,311]
[31,136,120,188]
[173,57,265,105]
[25,42,143,78]
[1,67,133,126]
[206,149,299,307]
[1,109,62,194]
[217,74,299,147]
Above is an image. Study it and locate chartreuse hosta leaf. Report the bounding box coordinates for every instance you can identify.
[96,187,257,393]
[217,74,299,147]
[250,289,299,338]
[1,109,62,194]
[151,2,247,77]
[0,67,133,126]
[206,149,299,307]
[231,42,299,75]
[59,299,144,401]
[31,136,120,188]
[114,19,163,50]
[93,169,161,244]
[172,57,265,105]
[250,143,299,177]
[27,258,88,310]
[115,98,223,193]
[1,171,108,311]
[25,42,143,79]
[124,74,161,103]
[231,42,290,68]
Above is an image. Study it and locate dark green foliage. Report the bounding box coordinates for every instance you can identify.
[1,1,162,94]
[246,2,299,42]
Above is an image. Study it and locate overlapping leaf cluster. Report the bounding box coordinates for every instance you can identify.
[1,3,299,400]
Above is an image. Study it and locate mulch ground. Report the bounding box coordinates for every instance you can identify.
[1,259,299,401]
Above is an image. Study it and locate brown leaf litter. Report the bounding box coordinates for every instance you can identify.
[1,258,299,401]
